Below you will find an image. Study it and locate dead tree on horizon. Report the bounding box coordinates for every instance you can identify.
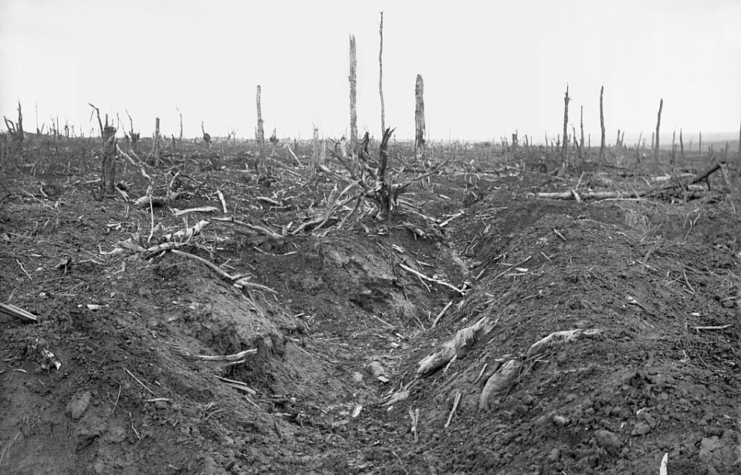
[125,110,139,153]
[202,121,211,150]
[176,106,183,142]
[415,74,426,161]
[599,86,606,163]
[561,84,570,169]
[579,105,585,161]
[89,103,117,195]
[256,85,265,165]
[3,101,24,161]
[152,117,160,166]
[654,98,663,162]
[699,132,702,160]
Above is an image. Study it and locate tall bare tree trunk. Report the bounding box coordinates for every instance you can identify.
[349,35,358,158]
[177,106,183,142]
[561,85,570,168]
[579,105,585,160]
[311,125,319,179]
[256,85,265,167]
[414,74,426,161]
[599,86,605,163]
[152,117,160,166]
[680,128,685,160]
[699,132,702,160]
[654,98,663,162]
[379,12,386,134]
[738,121,741,161]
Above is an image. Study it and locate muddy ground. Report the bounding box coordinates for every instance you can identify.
[0,137,739,474]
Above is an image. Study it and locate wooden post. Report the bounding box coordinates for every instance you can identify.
[599,86,606,163]
[379,12,386,133]
[152,117,160,166]
[256,85,265,165]
[654,98,663,162]
[414,74,426,161]
[561,84,570,168]
[349,35,358,157]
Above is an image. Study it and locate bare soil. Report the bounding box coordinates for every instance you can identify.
[1,138,739,474]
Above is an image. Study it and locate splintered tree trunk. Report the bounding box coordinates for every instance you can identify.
[699,132,702,160]
[378,127,395,219]
[738,121,741,161]
[599,86,606,163]
[379,12,386,133]
[349,35,358,156]
[311,126,319,178]
[561,85,570,167]
[671,130,676,166]
[177,107,183,142]
[152,117,160,166]
[579,106,585,160]
[256,85,265,166]
[101,125,117,195]
[15,101,24,144]
[414,74,426,161]
[680,128,685,160]
[654,98,663,162]
[3,101,24,160]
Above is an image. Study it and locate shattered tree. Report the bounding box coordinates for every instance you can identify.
[90,103,117,195]
[415,74,425,161]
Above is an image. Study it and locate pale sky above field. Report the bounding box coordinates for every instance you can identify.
[1,0,740,143]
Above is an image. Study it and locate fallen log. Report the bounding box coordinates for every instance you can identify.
[535,162,726,201]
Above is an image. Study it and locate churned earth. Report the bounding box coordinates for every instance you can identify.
[1,138,739,474]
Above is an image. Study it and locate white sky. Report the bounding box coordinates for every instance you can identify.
[1,0,740,143]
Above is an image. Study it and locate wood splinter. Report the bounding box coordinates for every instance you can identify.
[691,324,731,332]
[432,301,453,327]
[445,392,461,429]
[408,407,419,442]
[399,263,467,295]
[178,348,257,362]
[0,302,38,323]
